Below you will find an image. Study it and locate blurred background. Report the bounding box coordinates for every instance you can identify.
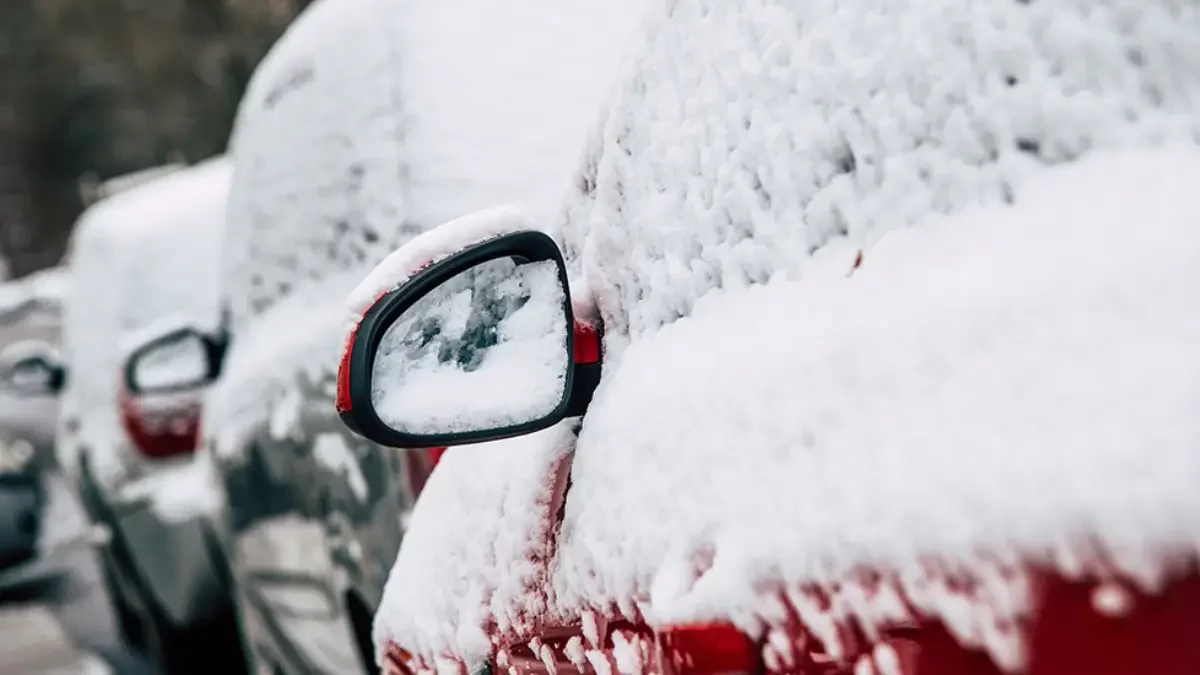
[0,0,312,281]
[1,4,313,673]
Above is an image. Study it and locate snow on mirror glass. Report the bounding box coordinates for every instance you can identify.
[370,258,569,435]
[7,360,52,392]
[133,332,209,391]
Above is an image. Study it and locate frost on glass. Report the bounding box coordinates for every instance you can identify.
[132,332,210,392]
[370,258,569,435]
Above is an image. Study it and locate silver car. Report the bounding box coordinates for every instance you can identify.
[0,268,66,571]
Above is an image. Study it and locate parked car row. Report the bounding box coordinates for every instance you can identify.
[331,1,1200,675]
[3,0,645,672]
[3,0,1198,674]
[0,267,67,573]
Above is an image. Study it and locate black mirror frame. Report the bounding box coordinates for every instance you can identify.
[1,353,66,396]
[340,230,577,449]
[123,325,227,396]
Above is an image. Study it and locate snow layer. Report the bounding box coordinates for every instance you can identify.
[217,0,646,456]
[0,266,70,316]
[313,432,369,502]
[562,0,1200,343]
[552,147,1200,657]
[374,423,579,667]
[391,0,650,231]
[221,0,412,335]
[117,454,224,524]
[374,0,1200,669]
[56,156,230,486]
[347,207,539,314]
[371,259,568,435]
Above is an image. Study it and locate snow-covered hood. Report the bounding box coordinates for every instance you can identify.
[374,0,1200,670]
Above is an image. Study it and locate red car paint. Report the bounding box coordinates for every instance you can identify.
[384,572,1200,675]
[337,289,389,415]
[118,384,203,459]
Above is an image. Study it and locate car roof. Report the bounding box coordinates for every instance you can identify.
[221,0,648,332]
[553,1,1200,344]
[58,158,230,436]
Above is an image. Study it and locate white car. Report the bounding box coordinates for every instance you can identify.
[55,158,245,674]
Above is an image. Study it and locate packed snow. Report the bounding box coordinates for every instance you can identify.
[56,156,230,488]
[550,147,1200,666]
[313,432,369,502]
[370,258,568,435]
[117,454,224,524]
[0,339,60,369]
[205,271,360,460]
[268,386,306,442]
[373,0,1200,671]
[221,0,412,335]
[347,207,540,313]
[373,423,579,666]
[560,0,1200,344]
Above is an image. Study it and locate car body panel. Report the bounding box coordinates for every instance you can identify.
[108,491,225,626]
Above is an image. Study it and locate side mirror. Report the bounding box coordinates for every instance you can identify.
[0,342,65,396]
[124,326,226,396]
[337,230,601,448]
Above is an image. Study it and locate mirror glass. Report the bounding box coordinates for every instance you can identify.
[370,257,570,435]
[4,357,56,395]
[131,330,210,393]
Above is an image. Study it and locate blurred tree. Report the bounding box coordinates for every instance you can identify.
[0,0,311,279]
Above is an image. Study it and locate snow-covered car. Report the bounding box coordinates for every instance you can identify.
[336,1,1200,674]
[180,0,647,673]
[55,157,246,673]
[0,268,68,570]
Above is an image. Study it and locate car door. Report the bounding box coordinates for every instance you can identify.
[235,373,367,674]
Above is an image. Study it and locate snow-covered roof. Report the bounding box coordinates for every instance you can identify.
[221,0,411,334]
[57,156,231,483]
[373,0,1200,670]
[0,266,70,318]
[223,0,649,331]
[212,0,650,453]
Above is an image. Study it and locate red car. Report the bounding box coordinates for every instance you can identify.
[335,2,1200,674]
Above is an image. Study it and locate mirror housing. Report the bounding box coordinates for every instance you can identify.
[337,230,602,448]
[0,342,66,397]
[123,325,227,396]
